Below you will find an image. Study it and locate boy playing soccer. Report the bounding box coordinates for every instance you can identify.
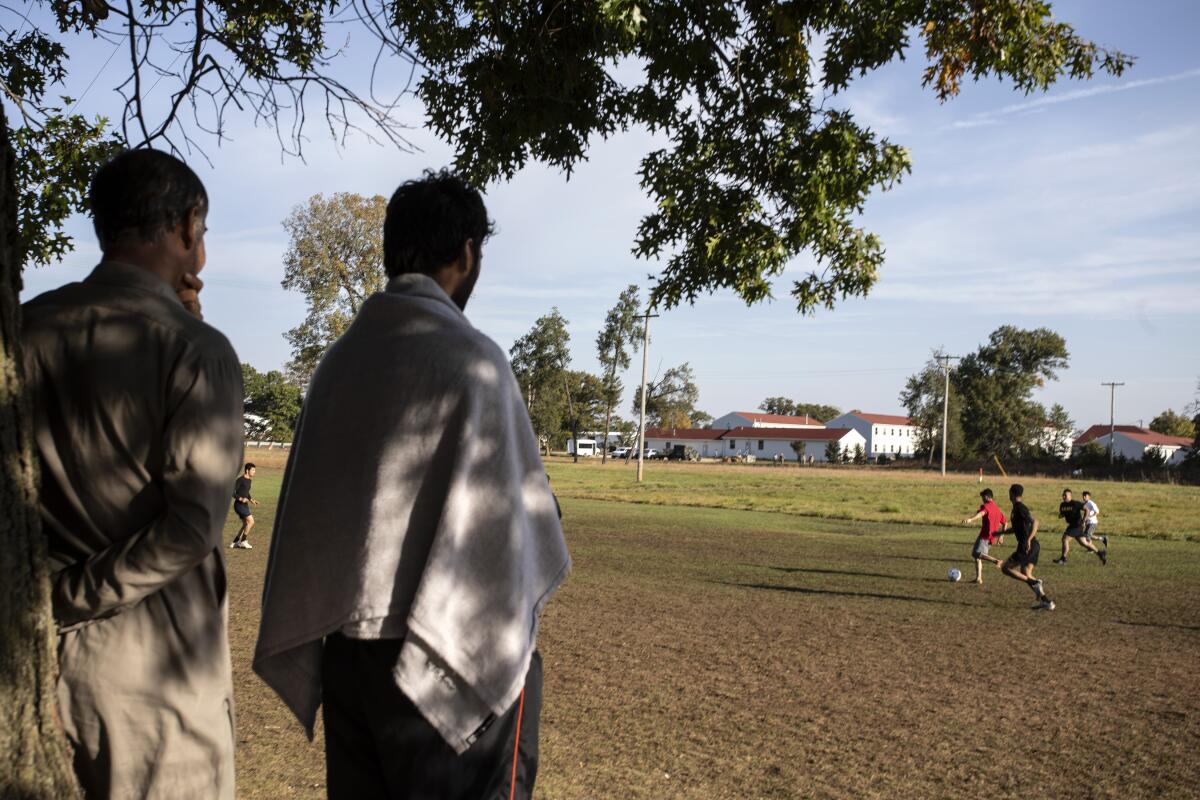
[1082,490,1106,547]
[231,462,259,549]
[1053,488,1107,565]
[961,488,1007,584]
[1000,484,1055,610]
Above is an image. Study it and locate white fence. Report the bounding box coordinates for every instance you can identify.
[245,440,292,449]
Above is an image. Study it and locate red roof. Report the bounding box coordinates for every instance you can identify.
[1075,425,1149,446]
[643,427,725,441]
[731,411,824,426]
[719,426,859,442]
[1075,425,1191,448]
[846,410,912,426]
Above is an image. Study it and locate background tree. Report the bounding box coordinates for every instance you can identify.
[853,443,866,465]
[510,308,571,451]
[689,410,714,429]
[280,193,387,381]
[632,363,700,429]
[758,397,840,421]
[1148,409,1196,439]
[955,326,1069,459]
[824,441,842,464]
[1041,403,1076,459]
[899,352,964,463]
[595,285,641,462]
[759,396,798,415]
[242,364,304,442]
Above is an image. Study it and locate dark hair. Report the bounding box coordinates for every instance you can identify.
[244,463,256,472]
[980,488,993,500]
[1082,490,1091,497]
[1010,483,1024,498]
[383,169,494,279]
[89,149,208,249]
[1063,487,1072,494]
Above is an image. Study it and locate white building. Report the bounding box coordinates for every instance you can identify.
[643,428,727,458]
[711,411,825,430]
[719,426,867,463]
[822,410,917,459]
[1036,425,1075,459]
[1074,425,1193,465]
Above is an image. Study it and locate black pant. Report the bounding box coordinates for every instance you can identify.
[321,633,541,800]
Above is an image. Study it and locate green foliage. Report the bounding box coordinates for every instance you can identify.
[689,409,713,429]
[241,363,303,441]
[824,440,842,464]
[280,193,387,381]
[1041,403,1075,459]
[853,443,866,465]
[631,362,700,428]
[758,397,838,422]
[1149,409,1196,439]
[511,308,572,445]
[399,1,1130,313]
[899,352,964,461]
[955,326,1069,459]
[595,285,641,457]
[1141,446,1168,469]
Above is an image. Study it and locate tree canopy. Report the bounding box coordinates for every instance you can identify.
[279,192,387,381]
[241,363,303,442]
[758,397,839,422]
[1149,409,1196,439]
[5,1,1131,311]
[632,362,700,429]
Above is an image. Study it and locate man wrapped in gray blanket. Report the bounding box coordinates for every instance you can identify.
[254,170,570,800]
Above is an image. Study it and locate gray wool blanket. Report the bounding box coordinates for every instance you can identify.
[253,273,570,753]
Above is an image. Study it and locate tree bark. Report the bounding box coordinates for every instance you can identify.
[0,106,83,799]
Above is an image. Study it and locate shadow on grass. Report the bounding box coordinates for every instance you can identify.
[715,581,974,607]
[754,565,948,584]
[1115,620,1200,632]
[885,554,964,563]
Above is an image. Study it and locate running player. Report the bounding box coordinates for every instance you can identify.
[1000,484,1055,610]
[1081,491,1106,547]
[231,462,259,549]
[961,488,1007,584]
[1053,488,1106,565]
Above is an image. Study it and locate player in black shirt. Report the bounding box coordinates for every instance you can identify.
[999,484,1055,610]
[231,463,259,549]
[1052,488,1107,565]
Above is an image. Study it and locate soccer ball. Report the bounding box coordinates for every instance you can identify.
[948,568,962,582]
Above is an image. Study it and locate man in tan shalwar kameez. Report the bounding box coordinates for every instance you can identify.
[22,150,243,799]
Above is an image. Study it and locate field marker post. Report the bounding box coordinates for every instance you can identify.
[636,309,659,483]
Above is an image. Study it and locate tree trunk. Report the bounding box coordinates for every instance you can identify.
[0,106,83,799]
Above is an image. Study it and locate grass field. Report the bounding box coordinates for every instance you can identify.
[545,459,1200,540]
[226,451,1200,798]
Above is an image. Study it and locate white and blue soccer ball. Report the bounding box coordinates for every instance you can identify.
[947,568,962,582]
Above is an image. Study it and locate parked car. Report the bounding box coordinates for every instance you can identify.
[643,448,660,459]
[610,446,631,459]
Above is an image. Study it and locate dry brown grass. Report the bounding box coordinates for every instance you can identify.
[225,457,1200,799]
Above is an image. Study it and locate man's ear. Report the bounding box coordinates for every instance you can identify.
[181,206,204,250]
[459,238,475,275]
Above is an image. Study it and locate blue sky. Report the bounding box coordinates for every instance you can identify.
[16,0,1200,429]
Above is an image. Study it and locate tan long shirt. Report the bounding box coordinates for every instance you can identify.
[22,261,243,799]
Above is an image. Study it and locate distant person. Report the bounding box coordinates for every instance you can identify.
[1053,488,1107,565]
[961,488,1007,584]
[21,149,242,797]
[1082,490,1106,547]
[999,484,1055,610]
[254,170,570,800]
[231,462,259,548]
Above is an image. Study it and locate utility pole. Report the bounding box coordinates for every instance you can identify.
[635,309,659,483]
[1101,381,1125,464]
[937,354,961,477]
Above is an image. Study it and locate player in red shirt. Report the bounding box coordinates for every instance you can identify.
[961,488,1007,584]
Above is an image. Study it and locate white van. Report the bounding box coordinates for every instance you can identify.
[567,438,598,457]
